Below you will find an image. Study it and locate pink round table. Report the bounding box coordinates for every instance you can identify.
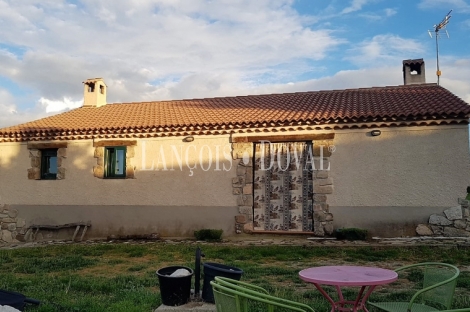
[299,266,398,312]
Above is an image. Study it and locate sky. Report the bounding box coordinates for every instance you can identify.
[0,0,469,128]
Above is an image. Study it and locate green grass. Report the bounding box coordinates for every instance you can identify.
[0,243,468,311]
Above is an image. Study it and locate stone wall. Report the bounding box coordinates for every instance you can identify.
[313,136,335,237]
[311,139,334,236]
[0,203,25,244]
[416,199,470,237]
[28,147,66,180]
[231,139,334,236]
[231,143,254,234]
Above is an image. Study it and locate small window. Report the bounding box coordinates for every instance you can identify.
[105,146,126,178]
[100,85,105,94]
[88,82,95,92]
[41,149,58,180]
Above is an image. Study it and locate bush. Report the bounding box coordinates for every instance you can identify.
[334,228,368,241]
[194,229,223,241]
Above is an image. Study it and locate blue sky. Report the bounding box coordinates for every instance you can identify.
[0,0,469,128]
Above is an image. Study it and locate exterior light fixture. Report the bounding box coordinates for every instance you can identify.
[183,136,195,143]
[370,130,381,137]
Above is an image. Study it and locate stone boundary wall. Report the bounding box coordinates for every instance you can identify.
[0,204,25,244]
[416,198,470,237]
[231,140,334,236]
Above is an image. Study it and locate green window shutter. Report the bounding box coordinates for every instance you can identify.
[105,147,126,178]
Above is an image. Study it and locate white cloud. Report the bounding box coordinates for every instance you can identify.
[341,0,372,14]
[0,89,17,114]
[0,88,18,128]
[345,34,425,66]
[1,59,469,129]
[244,66,404,95]
[145,59,470,103]
[356,7,397,21]
[0,1,342,71]
[39,97,83,113]
[358,12,391,20]
[0,88,52,128]
[438,58,470,103]
[419,0,470,12]
[384,8,397,17]
[0,1,469,130]
[0,0,344,118]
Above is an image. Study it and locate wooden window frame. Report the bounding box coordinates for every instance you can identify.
[41,148,58,180]
[104,146,126,179]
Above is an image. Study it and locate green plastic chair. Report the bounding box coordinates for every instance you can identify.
[368,262,460,312]
[211,276,315,312]
[212,276,270,295]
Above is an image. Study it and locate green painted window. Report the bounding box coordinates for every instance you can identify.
[105,146,126,178]
[41,149,58,180]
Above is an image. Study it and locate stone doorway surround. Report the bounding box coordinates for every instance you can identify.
[231,134,335,236]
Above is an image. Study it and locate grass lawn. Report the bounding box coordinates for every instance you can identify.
[0,241,469,311]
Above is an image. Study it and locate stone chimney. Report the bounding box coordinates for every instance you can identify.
[403,59,426,85]
[83,78,107,107]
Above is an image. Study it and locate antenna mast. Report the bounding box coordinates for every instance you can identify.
[428,10,452,85]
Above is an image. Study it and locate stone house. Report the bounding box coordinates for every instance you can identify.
[0,59,469,241]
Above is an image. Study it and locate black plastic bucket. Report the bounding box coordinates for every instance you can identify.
[201,262,243,303]
[157,266,194,306]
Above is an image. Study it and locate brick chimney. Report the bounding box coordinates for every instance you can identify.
[403,59,426,85]
[83,78,107,107]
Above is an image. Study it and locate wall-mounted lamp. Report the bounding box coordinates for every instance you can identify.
[182,136,195,143]
[370,130,381,137]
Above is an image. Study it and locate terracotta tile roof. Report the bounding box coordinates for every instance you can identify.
[1,83,469,142]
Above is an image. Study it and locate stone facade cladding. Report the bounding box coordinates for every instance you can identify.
[0,204,25,244]
[231,142,254,234]
[416,198,470,237]
[231,137,335,236]
[27,147,67,180]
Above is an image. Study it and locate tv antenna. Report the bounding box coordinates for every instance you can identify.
[428,10,452,85]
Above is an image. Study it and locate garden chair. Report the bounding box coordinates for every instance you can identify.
[368,262,460,312]
[212,276,270,295]
[211,276,315,312]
